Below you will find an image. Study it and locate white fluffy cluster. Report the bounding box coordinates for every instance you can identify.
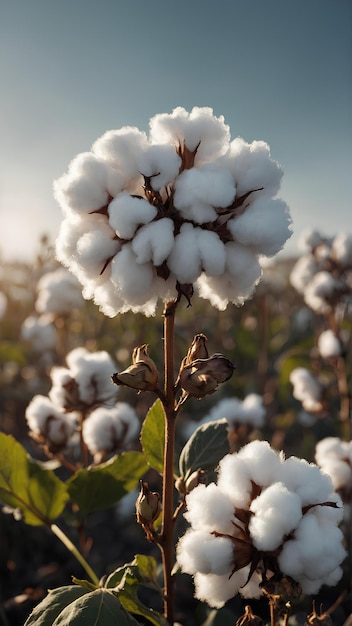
[21,315,57,351]
[315,437,352,494]
[184,394,265,439]
[317,329,343,359]
[82,403,140,455]
[289,367,323,412]
[49,347,118,410]
[35,268,84,316]
[54,107,292,316]
[290,230,352,314]
[176,440,346,608]
[26,347,140,455]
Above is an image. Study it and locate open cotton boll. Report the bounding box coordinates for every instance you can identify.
[21,315,57,351]
[75,227,121,280]
[108,192,157,239]
[111,244,155,304]
[217,453,254,508]
[228,197,292,257]
[184,483,235,535]
[331,233,352,267]
[149,106,230,164]
[54,152,110,216]
[225,137,283,198]
[298,229,324,251]
[35,268,83,316]
[82,403,140,454]
[318,329,342,358]
[289,367,322,412]
[92,126,148,178]
[225,242,263,290]
[237,440,282,487]
[176,529,233,576]
[192,569,254,609]
[167,223,202,283]
[249,482,302,551]
[173,166,235,224]
[279,456,334,506]
[197,230,226,276]
[289,255,318,294]
[132,218,175,266]
[26,395,75,446]
[137,144,181,190]
[304,271,344,314]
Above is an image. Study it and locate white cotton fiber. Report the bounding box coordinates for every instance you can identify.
[318,329,342,358]
[237,439,282,487]
[197,230,226,276]
[184,483,235,535]
[304,271,343,314]
[110,244,155,303]
[92,126,148,178]
[54,152,109,215]
[280,456,334,506]
[289,367,322,412]
[167,223,202,283]
[108,192,157,239]
[132,218,174,266]
[137,144,181,190]
[83,403,139,454]
[249,482,302,551]
[289,255,318,294]
[176,530,233,576]
[173,166,235,224]
[21,315,57,351]
[225,137,283,198]
[228,197,292,257]
[35,268,83,316]
[331,233,352,267]
[217,453,254,508]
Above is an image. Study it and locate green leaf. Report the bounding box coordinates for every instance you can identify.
[201,607,238,626]
[105,554,159,589]
[117,572,168,626]
[140,399,165,474]
[179,419,230,481]
[0,433,68,526]
[67,451,148,516]
[24,586,89,625]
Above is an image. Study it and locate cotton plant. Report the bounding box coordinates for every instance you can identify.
[177,440,346,608]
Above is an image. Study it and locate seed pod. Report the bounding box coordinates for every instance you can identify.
[179,353,235,399]
[136,481,161,525]
[112,344,159,391]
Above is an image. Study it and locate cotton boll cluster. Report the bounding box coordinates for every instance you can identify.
[49,347,118,411]
[317,329,343,359]
[176,440,346,608]
[35,268,84,316]
[184,394,265,441]
[315,437,352,496]
[290,230,352,314]
[55,107,292,317]
[21,315,57,352]
[82,403,140,457]
[289,367,324,413]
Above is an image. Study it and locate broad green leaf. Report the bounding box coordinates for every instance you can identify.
[52,589,140,625]
[105,554,159,589]
[117,572,168,626]
[24,586,89,625]
[140,399,165,474]
[0,433,68,526]
[179,419,230,481]
[67,451,148,516]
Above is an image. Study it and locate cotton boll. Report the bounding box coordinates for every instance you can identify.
[25,395,75,447]
[173,166,235,224]
[54,152,110,215]
[237,440,282,488]
[137,144,181,190]
[132,218,174,266]
[290,255,319,294]
[184,483,235,535]
[92,126,148,178]
[110,244,156,306]
[280,456,334,506]
[71,349,118,406]
[21,315,57,352]
[35,268,83,316]
[249,482,302,551]
[202,394,265,430]
[75,227,121,280]
[289,367,322,412]
[331,233,352,267]
[197,230,226,276]
[228,197,292,257]
[217,453,254,508]
[176,529,233,576]
[108,192,157,239]
[193,569,250,608]
[83,403,140,454]
[225,137,283,198]
[298,229,324,251]
[241,394,266,428]
[167,223,202,283]
[304,271,345,314]
[318,330,342,358]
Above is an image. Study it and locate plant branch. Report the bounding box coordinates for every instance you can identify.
[51,523,100,586]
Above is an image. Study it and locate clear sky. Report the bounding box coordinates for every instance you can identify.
[1,0,351,262]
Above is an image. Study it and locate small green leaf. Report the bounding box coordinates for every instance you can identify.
[140,399,165,474]
[0,433,68,526]
[201,607,238,626]
[24,586,89,625]
[67,451,148,516]
[117,572,168,626]
[106,554,158,589]
[179,419,230,481]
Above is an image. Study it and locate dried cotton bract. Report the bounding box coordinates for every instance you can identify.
[55,107,292,316]
[176,440,346,608]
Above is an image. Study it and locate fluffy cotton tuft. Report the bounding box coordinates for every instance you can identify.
[315,437,352,492]
[290,367,323,412]
[318,329,342,359]
[55,107,292,316]
[21,315,57,352]
[82,403,140,454]
[35,268,84,316]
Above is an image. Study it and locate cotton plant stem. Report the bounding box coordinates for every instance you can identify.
[159,299,178,625]
[51,523,100,586]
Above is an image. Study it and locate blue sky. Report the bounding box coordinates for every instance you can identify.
[1,0,351,262]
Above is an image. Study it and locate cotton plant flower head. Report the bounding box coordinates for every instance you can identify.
[183,393,265,440]
[21,315,57,352]
[54,106,292,317]
[35,267,84,316]
[317,329,343,359]
[49,346,118,411]
[176,440,346,608]
[289,367,324,413]
[290,229,352,314]
[25,395,77,453]
[82,402,140,458]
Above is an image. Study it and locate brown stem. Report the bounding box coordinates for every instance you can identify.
[159,299,179,625]
[270,598,276,626]
[79,411,90,467]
